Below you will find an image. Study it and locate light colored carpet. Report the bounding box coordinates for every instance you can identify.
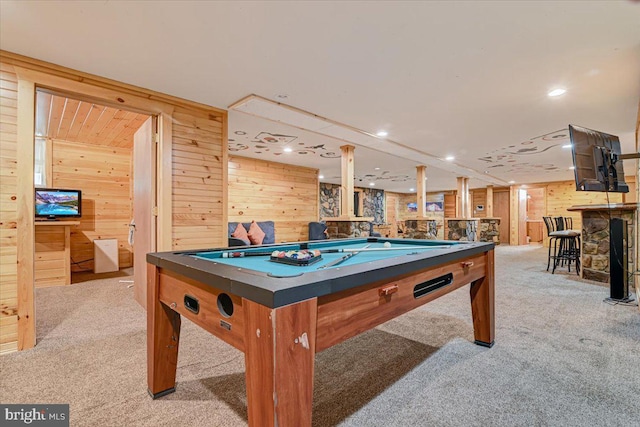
[1,244,638,426]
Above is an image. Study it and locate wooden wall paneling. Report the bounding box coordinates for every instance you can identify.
[0,62,19,353]
[472,188,487,218]
[16,76,36,350]
[385,192,398,237]
[544,180,624,246]
[492,189,510,245]
[228,156,319,243]
[526,187,546,220]
[172,107,226,250]
[444,193,456,218]
[34,225,67,287]
[623,175,636,204]
[444,193,456,237]
[2,51,226,352]
[52,139,133,272]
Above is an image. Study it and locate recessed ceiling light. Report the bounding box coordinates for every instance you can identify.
[562,144,572,149]
[369,182,375,186]
[548,88,566,97]
[409,188,415,192]
[569,166,575,170]
[319,175,324,179]
[374,167,380,170]
[376,131,388,137]
[508,180,516,184]
[283,147,293,153]
[445,156,455,161]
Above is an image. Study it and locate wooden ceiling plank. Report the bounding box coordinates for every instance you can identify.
[47,95,66,139]
[56,98,80,141]
[112,113,148,148]
[66,101,92,140]
[100,109,134,147]
[88,106,118,144]
[78,104,105,144]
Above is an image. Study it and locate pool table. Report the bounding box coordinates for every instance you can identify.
[146,237,495,427]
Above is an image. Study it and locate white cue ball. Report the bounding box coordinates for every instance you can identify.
[383,242,391,248]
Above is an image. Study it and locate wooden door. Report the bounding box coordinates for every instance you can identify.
[133,117,156,308]
[493,190,510,245]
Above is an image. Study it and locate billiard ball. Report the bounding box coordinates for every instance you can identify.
[383,242,391,248]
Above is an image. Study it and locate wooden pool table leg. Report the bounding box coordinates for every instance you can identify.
[243,297,318,427]
[147,264,181,398]
[470,249,495,347]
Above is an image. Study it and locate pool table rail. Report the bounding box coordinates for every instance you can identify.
[315,250,491,351]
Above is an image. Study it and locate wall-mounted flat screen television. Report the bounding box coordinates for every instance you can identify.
[35,188,82,219]
[569,124,629,193]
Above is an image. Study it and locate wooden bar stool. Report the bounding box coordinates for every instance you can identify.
[550,216,580,274]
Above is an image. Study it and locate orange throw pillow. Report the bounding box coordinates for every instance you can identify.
[231,223,250,244]
[247,221,266,245]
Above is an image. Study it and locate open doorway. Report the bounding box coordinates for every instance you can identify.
[33,89,156,341]
[525,187,546,244]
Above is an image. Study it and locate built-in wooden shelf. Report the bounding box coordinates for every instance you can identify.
[34,221,80,287]
[35,220,81,226]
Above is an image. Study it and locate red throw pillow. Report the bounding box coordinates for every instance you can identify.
[231,223,249,243]
[247,221,266,245]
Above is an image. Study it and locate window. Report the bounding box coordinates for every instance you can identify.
[34,137,47,187]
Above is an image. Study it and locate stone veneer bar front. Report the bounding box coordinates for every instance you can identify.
[324,217,374,238]
[402,219,442,240]
[567,203,636,285]
[478,217,501,244]
[446,218,479,242]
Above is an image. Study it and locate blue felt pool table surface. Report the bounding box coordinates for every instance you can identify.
[192,240,454,276]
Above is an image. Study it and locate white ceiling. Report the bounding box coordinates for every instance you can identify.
[1,1,639,193]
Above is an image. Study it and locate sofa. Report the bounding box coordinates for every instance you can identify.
[228,221,275,247]
[308,221,328,240]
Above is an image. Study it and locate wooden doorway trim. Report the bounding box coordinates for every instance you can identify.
[13,66,174,350]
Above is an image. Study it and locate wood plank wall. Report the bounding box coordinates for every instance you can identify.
[171,108,226,250]
[526,188,546,220]
[51,139,133,272]
[0,62,18,354]
[228,156,318,243]
[472,189,487,218]
[0,51,227,353]
[544,180,624,245]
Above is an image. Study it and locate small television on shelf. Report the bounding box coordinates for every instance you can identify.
[569,124,629,193]
[35,188,82,220]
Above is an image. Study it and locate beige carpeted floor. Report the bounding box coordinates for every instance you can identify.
[1,244,639,426]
